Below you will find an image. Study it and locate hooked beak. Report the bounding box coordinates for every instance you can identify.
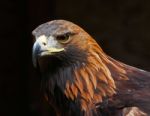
[32,35,64,67]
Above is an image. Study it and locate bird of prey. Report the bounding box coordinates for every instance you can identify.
[32,20,150,116]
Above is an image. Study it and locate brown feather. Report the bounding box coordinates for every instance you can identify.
[33,20,150,116]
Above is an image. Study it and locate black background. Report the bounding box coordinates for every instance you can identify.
[0,0,150,116]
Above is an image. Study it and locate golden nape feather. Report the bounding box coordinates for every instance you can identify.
[32,20,150,116]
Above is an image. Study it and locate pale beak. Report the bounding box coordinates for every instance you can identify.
[32,35,64,67]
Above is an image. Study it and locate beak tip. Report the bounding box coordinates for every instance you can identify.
[32,51,37,68]
[32,42,39,68]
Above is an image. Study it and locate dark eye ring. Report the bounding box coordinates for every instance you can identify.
[56,32,73,43]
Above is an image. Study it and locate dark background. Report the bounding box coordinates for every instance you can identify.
[0,0,150,116]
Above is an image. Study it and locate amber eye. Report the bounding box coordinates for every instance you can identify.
[56,33,70,43]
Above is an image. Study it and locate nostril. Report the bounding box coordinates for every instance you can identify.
[42,42,46,46]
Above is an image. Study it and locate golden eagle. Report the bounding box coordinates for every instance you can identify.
[32,20,150,116]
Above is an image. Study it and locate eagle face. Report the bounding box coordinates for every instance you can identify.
[32,20,91,69]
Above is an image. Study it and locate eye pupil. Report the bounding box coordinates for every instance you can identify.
[56,34,70,43]
[58,35,68,40]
